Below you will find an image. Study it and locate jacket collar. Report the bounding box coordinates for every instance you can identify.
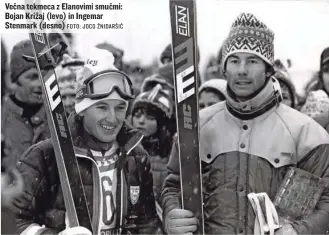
[68,113,144,155]
[226,77,282,120]
[3,95,46,125]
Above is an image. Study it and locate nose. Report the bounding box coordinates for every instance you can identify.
[237,61,247,76]
[32,78,42,88]
[137,114,145,125]
[105,107,117,123]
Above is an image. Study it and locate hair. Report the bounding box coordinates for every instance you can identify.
[132,104,174,158]
[199,87,226,101]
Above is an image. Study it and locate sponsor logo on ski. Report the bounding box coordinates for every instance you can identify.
[130,186,140,205]
[45,74,61,111]
[174,37,195,103]
[34,31,45,44]
[174,37,195,130]
[174,5,190,36]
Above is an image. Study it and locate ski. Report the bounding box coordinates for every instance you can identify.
[169,0,204,234]
[23,0,92,231]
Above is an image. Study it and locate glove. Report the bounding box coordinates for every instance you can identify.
[274,224,298,235]
[165,209,198,235]
[58,226,92,235]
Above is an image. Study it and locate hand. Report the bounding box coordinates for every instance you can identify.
[1,168,23,208]
[165,209,198,235]
[58,226,92,235]
[275,224,298,235]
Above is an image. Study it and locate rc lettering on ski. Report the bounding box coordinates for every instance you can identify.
[56,113,68,138]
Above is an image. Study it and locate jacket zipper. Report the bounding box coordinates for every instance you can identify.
[74,135,143,234]
[75,154,102,234]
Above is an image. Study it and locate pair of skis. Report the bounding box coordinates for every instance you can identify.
[25,0,203,234]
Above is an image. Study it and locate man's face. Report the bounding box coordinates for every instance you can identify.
[279,82,293,107]
[59,81,77,114]
[15,68,43,105]
[82,99,127,143]
[225,52,267,99]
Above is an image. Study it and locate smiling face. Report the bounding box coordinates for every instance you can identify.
[225,52,267,100]
[81,99,127,143]
[15,68,43,105]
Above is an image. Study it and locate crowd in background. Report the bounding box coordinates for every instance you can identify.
[1,30,329,234]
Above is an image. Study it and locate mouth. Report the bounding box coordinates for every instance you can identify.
[31,91,43,99]
[136,127,149,135]
[137,127,146,132]
[236,81,252,86]
[100,124,116,131]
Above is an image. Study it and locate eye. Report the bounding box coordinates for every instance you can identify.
[96,105,107,111]
[133,110,142,118]
[249,59,258,64]
[27,74,39,81]
[146,115,156,120]
[116,105,127,111]
[229,59,238,64]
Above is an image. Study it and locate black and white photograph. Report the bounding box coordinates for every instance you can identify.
[1,0,329,234]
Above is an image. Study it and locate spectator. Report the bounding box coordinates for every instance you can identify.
[199,78,227,110]
[131,84,175,204]
[1,39,50,166]
[301,47,329,131]
[273,59,297,109]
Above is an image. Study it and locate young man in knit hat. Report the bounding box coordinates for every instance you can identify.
[1,39,50,167]
[12,48,160,235]
[161,13,329,234]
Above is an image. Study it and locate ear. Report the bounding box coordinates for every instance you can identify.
[266,71,272,77]
[223,70,228,79]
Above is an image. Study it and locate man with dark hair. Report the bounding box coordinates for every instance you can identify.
[162,13,329,235]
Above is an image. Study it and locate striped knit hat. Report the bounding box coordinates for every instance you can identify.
[222,13,275,68]
[132,84,174,119]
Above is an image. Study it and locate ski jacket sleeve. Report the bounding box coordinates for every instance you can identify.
[291,144,329,234]
[12,139,61,235]
[160,139,183,218]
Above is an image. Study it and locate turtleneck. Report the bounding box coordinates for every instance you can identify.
[226,77,282,120]
[10,94,42,119]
